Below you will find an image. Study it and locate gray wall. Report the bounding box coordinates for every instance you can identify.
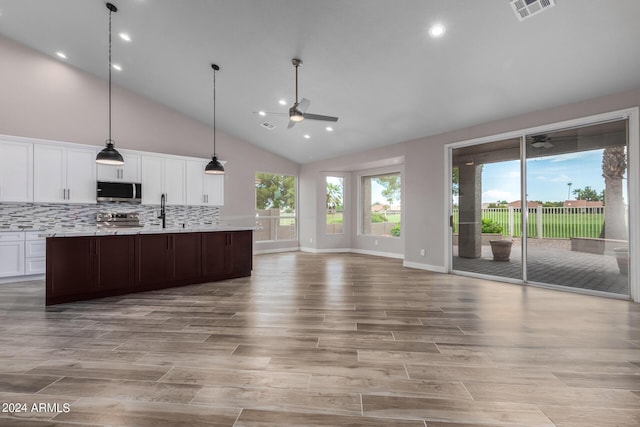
[300,88,640,271]
[2,34,639,269]
[0,35,299,251]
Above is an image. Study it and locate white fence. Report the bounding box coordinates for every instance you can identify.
[454,206,608,239]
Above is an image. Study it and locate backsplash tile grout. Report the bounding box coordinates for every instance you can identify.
[0,202,220,230]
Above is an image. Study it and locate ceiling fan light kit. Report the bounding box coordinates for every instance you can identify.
[255,58,339,130]
[96,2,125,166]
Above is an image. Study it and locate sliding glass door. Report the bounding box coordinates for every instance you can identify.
[451,138,522,281]
[525,120,629,295]
[451,118,630,297]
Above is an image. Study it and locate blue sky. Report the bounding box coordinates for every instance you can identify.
[481,149,619,203]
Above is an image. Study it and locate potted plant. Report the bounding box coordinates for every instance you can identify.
[483,219,512,261]
[489,239,513,261]
[613,247,628,275]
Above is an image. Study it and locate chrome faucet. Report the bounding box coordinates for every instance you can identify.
[158,193,166,228]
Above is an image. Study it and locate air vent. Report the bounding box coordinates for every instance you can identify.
[260,122,276,130]
[510,0,555,21]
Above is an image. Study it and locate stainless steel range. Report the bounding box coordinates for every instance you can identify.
[96,212,142,228]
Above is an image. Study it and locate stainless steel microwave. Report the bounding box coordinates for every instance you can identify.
[96,181,142,203]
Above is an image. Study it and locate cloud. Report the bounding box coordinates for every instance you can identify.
[548,151,602,163]
[535,173,571,182]
[482,189,519,203]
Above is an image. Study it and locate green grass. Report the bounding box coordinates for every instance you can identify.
[452,210,604,238]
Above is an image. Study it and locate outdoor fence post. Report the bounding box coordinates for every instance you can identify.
[537,206,543,239]
[508,206,514,237]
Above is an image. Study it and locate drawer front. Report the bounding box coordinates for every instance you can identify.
[0,241,25,277]
[26,231,45,241]
[0,232,25,242]
[26,257,46,275]
[26,240,46,258]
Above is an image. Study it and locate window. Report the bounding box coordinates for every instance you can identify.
[254,172,297,242]
[361,173,401,237]
[326,176,344,234]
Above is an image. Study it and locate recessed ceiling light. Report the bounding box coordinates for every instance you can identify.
[303,134,310,139]
[258,111,266,116]
[119,32,131,42]
[278,99,287,105]
[325,126,333,132]
[112,64,122,71]
[429,23,446,38]
[55,51,67,59]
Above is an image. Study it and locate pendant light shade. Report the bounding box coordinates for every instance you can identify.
[205,63,225,175]
[96,2,124,165]
[96,140,124,164]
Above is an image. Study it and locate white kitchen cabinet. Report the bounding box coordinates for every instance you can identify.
[25,231,46,275]
[141,155,185,206]
[0,140,33,202]
[97,150,141,182]
[33,144,97,203]
[185,159,224,206]
[0,232,25,278]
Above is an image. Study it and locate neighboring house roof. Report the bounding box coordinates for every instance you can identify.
[564,200,604,208]
[371,204,386,212]
[508,200,543,208]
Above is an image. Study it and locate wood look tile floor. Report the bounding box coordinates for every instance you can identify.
[0,252,639,426]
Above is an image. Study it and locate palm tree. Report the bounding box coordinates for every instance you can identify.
[326,182,343,212]
[600,146,627,240]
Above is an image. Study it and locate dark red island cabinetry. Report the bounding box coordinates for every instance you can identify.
[46,235,136,305]
[46,230,252,305]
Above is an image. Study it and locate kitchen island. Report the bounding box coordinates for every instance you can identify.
[42,226,254,305]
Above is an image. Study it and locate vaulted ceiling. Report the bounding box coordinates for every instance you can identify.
[1,0,639,164]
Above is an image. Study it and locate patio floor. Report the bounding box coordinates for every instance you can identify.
[453,239,629,296]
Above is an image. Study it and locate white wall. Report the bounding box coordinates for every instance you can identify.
[300,88,640,278]
[0,35,299,252]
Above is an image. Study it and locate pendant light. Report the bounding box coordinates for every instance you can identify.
[96,2,124,165]
[205,63,225,175]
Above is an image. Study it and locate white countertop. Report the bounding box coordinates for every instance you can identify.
[39,224,258,238]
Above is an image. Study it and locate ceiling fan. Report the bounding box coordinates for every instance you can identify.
[257,58,339,129]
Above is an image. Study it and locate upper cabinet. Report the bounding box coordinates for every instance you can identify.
[33,144,97,204]
[1,136,222,208]
[141,155,185,206]
[96,150,141,182]
[185,160,224,206]
[0,139,33,202]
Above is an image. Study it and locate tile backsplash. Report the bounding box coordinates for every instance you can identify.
[0,202,220,230]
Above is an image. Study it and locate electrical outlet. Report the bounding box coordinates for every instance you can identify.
[420,249,425,256]
[309,237,313,243]
[374,240,378,246]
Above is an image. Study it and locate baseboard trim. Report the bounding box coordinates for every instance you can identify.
[254,247,299,255]
[302,247,351,254]
[403,261,447,273]
[0,274,45,284]
[350,248,404,260]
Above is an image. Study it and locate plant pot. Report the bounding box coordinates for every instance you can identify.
[490,239,513,262]
[613,247,629,275]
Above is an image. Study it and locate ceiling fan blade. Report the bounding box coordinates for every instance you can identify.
[303,113,339,122]
[287,119,296,129]
[253,111,288,117]
[297,98,311,113]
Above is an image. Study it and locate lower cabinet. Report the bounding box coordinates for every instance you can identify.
[136,232,201,289]
[46,235,136,304]
[96,235,135,293]
[46,230,252,305]
[202,231,253,279]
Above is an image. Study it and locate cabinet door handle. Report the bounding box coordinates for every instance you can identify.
[67,189,70,200]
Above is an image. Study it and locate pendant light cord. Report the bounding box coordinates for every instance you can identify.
[108,5,113,144]
[213,65,216,156]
